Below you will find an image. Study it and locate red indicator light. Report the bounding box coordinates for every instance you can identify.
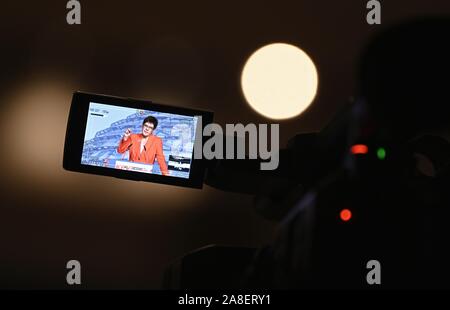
[340,209,352,222]
[351,144,368,155]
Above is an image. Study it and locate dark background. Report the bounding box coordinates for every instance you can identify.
[1,0,449,289]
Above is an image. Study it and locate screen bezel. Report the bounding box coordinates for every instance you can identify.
[63,91,213,189]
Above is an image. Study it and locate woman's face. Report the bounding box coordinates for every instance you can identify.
[142,122,154,137]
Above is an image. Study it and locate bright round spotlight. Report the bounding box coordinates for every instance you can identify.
[241,43,318,120]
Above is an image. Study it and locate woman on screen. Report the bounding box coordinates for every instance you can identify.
[117,116,169,176]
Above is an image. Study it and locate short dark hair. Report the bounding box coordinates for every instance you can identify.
[142,116,158,129]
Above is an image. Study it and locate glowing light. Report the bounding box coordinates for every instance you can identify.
[351,144,368,155]
[340,209,352,222]
[377,147,386,160]
[241,43,319,120]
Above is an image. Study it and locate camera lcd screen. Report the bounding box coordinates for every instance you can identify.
[63,92,213,188]
[82,102,199,179]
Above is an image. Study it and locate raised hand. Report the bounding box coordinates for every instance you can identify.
[123,128,132,141]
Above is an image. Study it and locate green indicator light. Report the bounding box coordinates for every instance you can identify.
[377,147,386,160]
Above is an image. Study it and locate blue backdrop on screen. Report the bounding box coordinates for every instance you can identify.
[81,102,198,178]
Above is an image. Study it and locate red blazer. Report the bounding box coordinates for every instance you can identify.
[117,134,169,175]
